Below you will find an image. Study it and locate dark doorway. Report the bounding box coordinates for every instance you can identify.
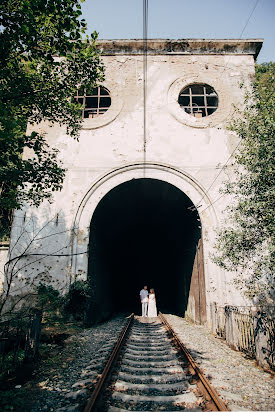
[87,179,206,324]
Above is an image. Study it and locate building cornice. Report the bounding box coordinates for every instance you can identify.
[97,39,263,59]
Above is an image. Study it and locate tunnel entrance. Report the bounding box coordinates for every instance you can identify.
[87,178,206,324]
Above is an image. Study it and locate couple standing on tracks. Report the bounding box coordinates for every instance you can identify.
[140,285,158,317]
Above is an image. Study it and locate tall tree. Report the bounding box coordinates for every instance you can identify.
[0,0,104,238]
[214,63,275,304]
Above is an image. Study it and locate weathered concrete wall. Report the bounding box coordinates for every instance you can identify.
[0,242,9,292]
[7,39,262,323]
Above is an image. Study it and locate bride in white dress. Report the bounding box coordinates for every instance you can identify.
[148,288,157,317]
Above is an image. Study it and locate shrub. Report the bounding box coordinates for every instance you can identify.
[63,280,91,321]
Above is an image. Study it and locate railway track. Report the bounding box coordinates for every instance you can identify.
[84,313,229,411]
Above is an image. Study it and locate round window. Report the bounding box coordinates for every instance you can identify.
[74,86,111,119]
[178,84,218,118]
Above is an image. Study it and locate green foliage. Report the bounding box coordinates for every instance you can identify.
[38,342,64,367]
[63,280,91,321]
[214,62,275,303]
[37,281,91,322]
[37,283,61,314]
[0,0,104,238]
[0,387,29,411]
[0,131,66,238]
[0,348,25,382]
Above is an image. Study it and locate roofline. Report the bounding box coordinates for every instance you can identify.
[96,39,263,59]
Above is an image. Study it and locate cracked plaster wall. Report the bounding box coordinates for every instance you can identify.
[6,48,257,319]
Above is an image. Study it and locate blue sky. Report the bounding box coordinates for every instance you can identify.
[82,0,275,63]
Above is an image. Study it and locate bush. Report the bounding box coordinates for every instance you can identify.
[36,284,62,323]
[63,280,91,321]
[36,281,92,323]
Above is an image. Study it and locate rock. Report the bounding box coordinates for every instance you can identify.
[164,314,275,411]
[219,390,243,402]
[56,405,80,412]
[12,316,128,411]
[211,379,229,389]
[80,369,98,378]
[72,379,94,388]
[65,389,87,400]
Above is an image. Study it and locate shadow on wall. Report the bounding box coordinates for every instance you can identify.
[0,209,74,315]
[87,178,202,325]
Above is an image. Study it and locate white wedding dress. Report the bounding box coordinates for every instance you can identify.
[148,293,157,317]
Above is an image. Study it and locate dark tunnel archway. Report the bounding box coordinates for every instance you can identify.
[87,178,206,324]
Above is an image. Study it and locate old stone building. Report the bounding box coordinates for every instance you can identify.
[5,39,263,325]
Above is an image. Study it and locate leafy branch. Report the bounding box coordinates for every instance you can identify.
[213,63,275,304]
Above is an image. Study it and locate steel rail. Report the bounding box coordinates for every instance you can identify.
[159,312,230,411]
[84,313,134,412]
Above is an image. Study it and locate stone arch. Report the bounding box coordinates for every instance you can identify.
[71,162,224,324]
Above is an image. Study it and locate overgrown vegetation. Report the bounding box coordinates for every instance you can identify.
[37,280,91,323]
[0,281,91,376]
[214,62,275,304]
[0,281,90,410]
[0,0,104,239]
[63,280,91,322]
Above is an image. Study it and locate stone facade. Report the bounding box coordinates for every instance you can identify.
[5,39,263,324]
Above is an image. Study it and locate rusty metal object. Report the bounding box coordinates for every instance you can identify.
[159,312,230,411]
[84,313,134,412]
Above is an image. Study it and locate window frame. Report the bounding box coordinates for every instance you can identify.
[74,86,111,119]
[178,84,218,118]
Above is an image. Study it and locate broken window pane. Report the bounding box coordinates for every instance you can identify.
[74,86,111,118]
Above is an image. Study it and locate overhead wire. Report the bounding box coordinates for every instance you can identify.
[192,139,242,211]
[200,167,253,214]
[191,0,260,214]
[213,0,261,78]
[240,0,260,38]
[18,2,261,229]
[143,0,148,178]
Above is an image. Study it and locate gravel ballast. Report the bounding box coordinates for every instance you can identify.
[26,315,128,411]
[164,314,274,411]
[7,313,274,411]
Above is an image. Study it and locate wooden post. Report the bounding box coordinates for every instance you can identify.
[225,305,234,347]
[24,310,42,362]
[210,302,217,334]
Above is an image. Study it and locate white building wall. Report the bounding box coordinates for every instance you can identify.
[0,243,9,291]
[7,39,262,318]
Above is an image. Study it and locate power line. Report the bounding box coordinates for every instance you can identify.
[143,0,148,178]
[216,0,260,81]
[200,168,252,214]
[193,138,242,211]
[240,0,260,38]
[200,193,226,214]
[192,1,261,213]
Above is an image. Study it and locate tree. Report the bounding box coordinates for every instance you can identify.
[0,0,104,239]
[213,63,275,304]
[0,210,89,316]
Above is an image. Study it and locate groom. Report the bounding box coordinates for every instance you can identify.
[140,285,149,317]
